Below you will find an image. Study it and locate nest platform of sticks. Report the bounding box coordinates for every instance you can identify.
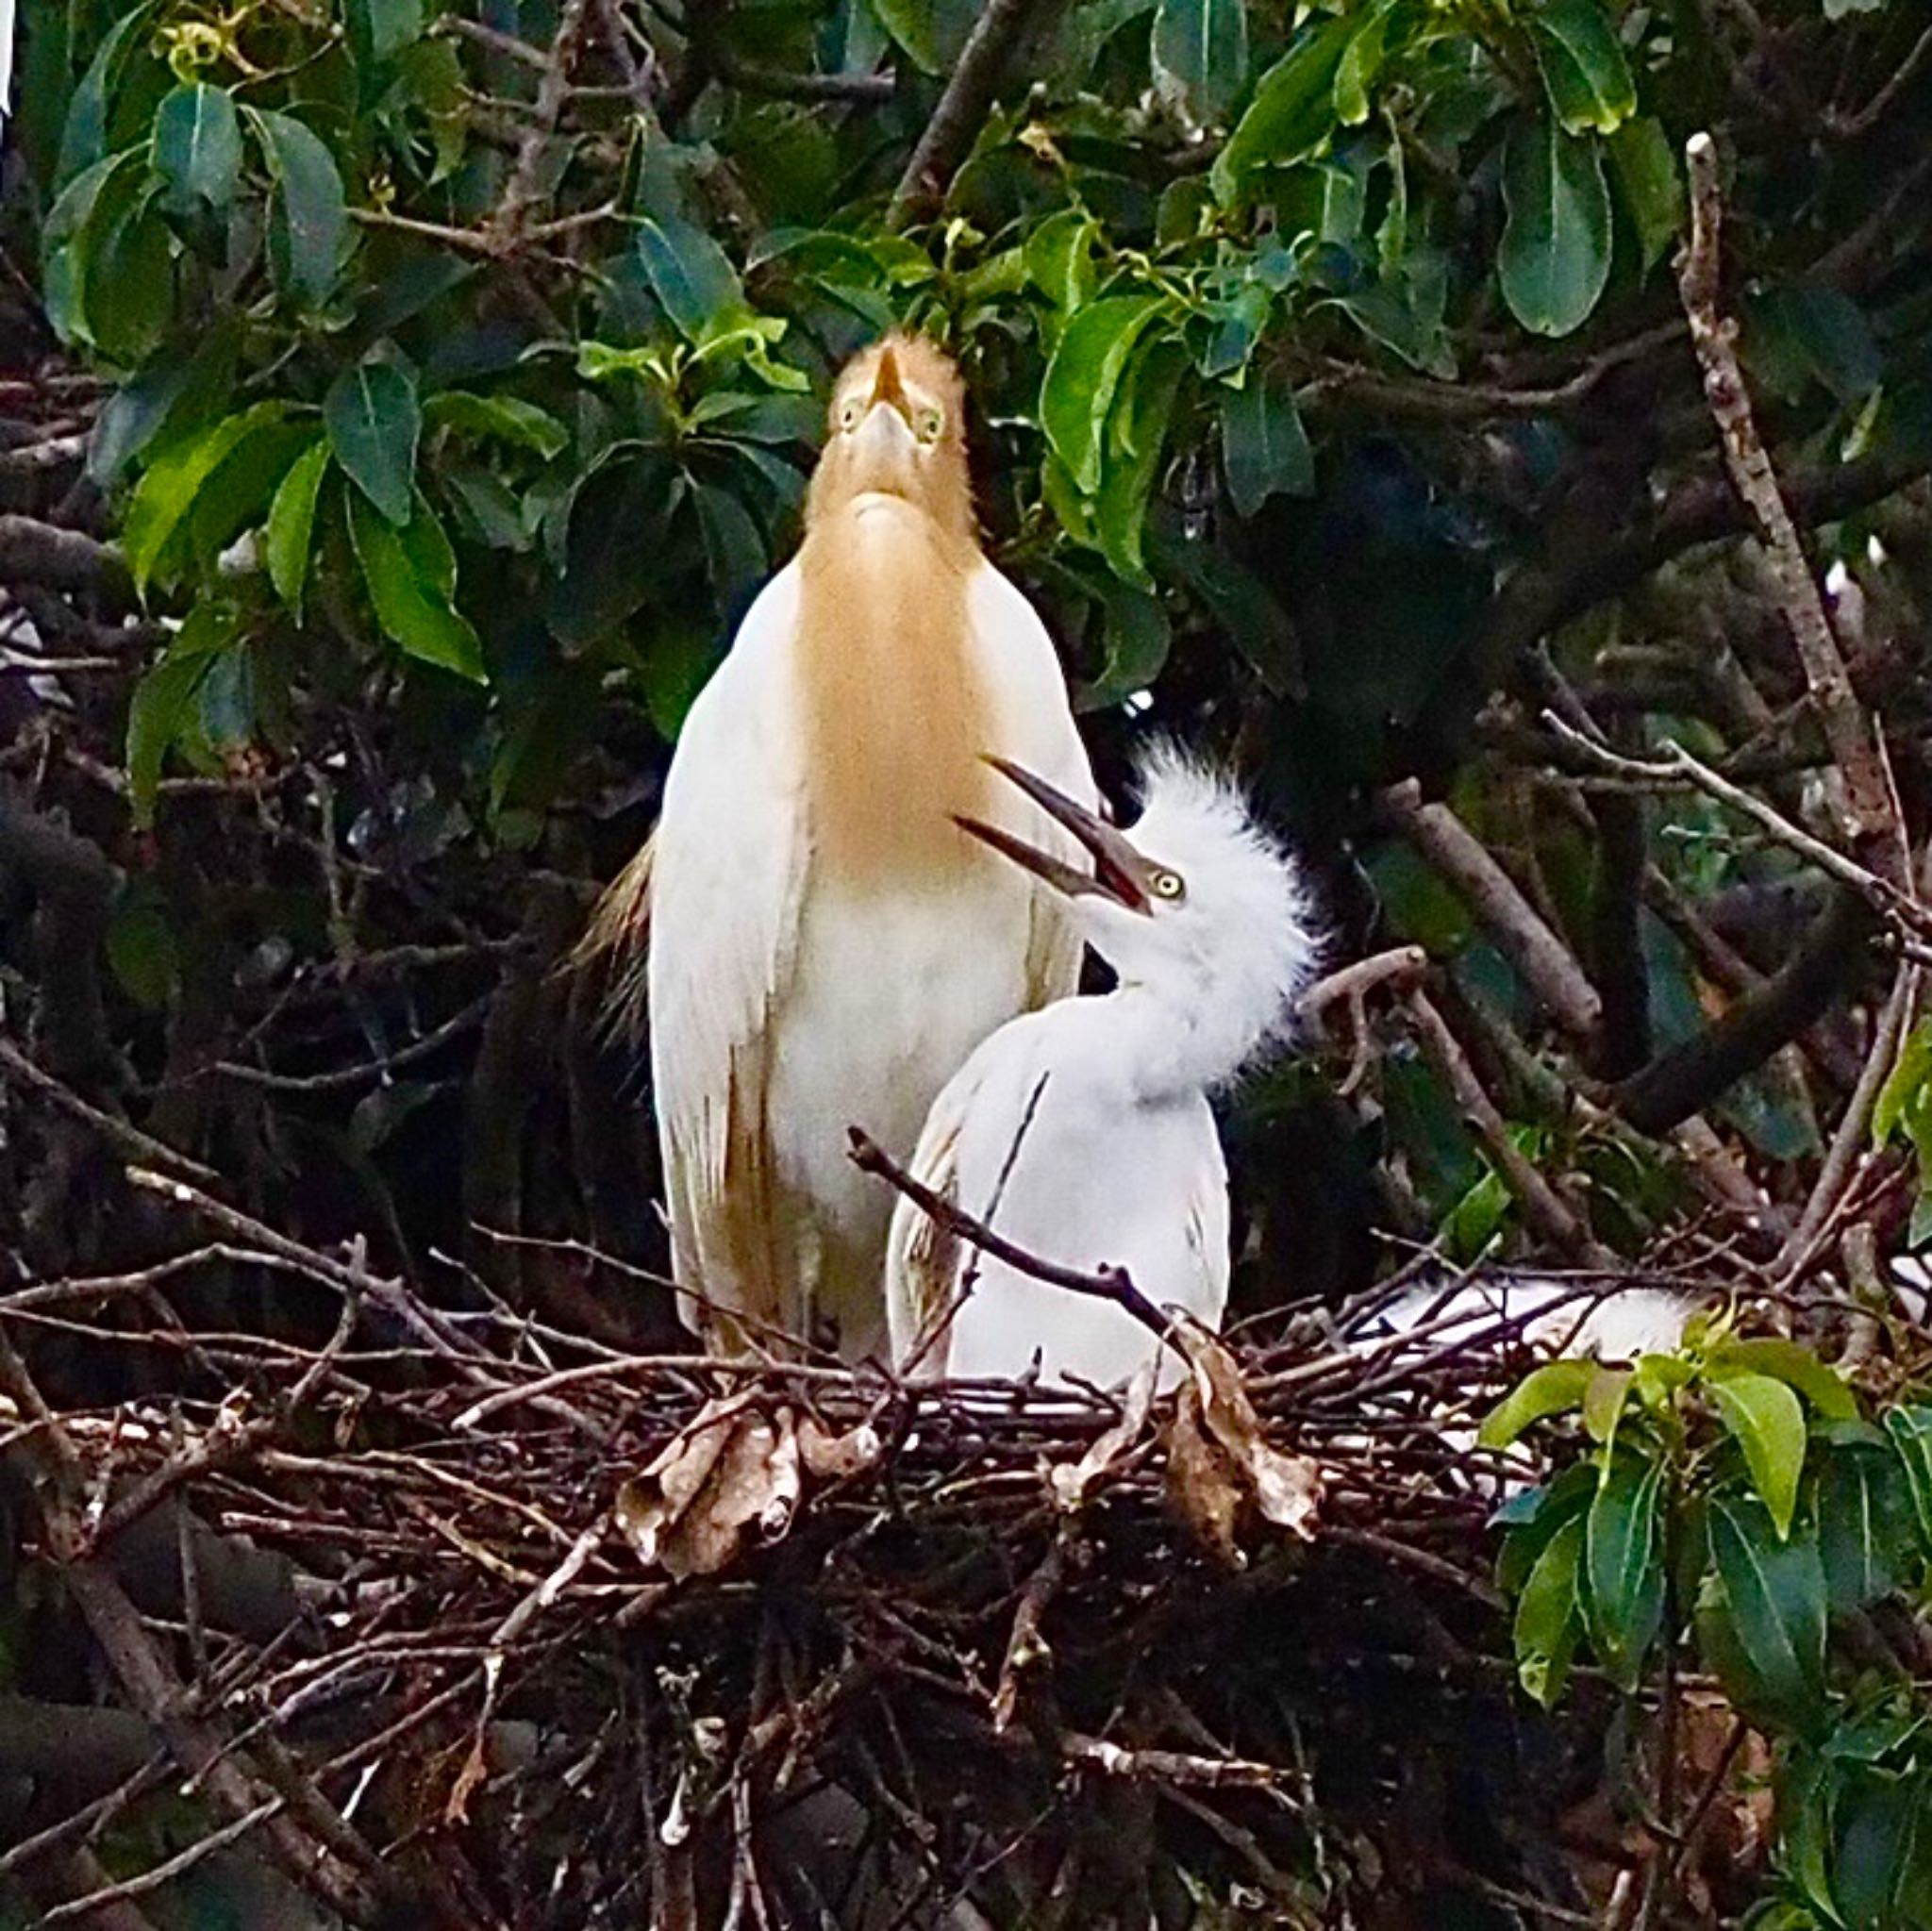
[0,1172,1740,1931]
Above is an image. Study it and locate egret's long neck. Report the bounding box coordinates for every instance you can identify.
[793,495,994,889]
[1104,967,1282,1102]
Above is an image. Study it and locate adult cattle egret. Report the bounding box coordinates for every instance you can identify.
[886,750,1320,1388]
[586,334,1095,1361]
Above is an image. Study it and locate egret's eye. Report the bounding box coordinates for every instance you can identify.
[838,399,861,430]
[915,407,943,442]
[1149,869,1186,902]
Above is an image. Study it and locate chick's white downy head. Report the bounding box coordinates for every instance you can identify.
[1096,747,1321,1048]
[960,745,1323,1085]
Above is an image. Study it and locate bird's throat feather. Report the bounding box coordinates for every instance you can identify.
[793,501,994,887]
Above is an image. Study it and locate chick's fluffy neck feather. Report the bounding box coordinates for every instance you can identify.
[1078,755,1321,1102]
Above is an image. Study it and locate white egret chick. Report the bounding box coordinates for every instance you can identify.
[886,750,1321,1388]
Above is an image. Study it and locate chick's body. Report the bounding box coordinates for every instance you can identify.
[889,752,1320,1389]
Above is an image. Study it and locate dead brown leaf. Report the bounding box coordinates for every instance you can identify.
[616,1399,882,1578]
[616,1397,799,1578]
[1052,1359,1156,1512]
[1164,1326,1321,1561]
[798,1412,884,1481]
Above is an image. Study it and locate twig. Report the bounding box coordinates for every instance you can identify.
[1824,18,1932,136]
[847,1127,1174,1344]
[1403,990,1609,1263]
[1541,717,1929,937]
[1676,131,1907,888]
[1379,782,1603,1045]
[1058,1734,1295,1791]
[888,0,1043,226]
[1776,963,1918,1280]
[490,0,597,253]
[0,1036,221,1184]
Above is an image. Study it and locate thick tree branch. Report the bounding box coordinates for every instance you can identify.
[0,514,129,596]
[1613,886,1876,1136]
[889,0,1046,227]
[1379,780,1603,1045]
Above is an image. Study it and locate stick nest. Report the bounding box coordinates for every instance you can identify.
[1,1245,1700,1930]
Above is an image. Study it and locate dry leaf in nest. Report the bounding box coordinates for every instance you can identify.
[1050,1360,1156,1512]
[799,1411,884,1481]
[615,1399,882,1579]
[615,1397,798,1579]
[1164,1326,1321,1564]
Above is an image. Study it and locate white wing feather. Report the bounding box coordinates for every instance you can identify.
[647,565,808,1337]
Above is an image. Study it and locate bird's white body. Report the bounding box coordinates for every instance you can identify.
[649,499,1093,1360]
[895,1000,1231,1386]
[1355,1274,1694,1362]
[888,753,1319,1389]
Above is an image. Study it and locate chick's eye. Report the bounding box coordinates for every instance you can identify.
[1150,870,1185,901]
[838,400,860,429]
[916,408,943,441]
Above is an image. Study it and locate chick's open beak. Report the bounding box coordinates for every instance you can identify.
[954,758,1154,912]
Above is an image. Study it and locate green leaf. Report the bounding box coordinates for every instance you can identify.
[1025,208,1100,318]
[1707,1340,1858,1423]
[1874,1022,1932,1147]
[1583,1456,1666,1690]
[424,391,568,459]
[1211,15,1354,205]
[56,6,156,190]
[1078,578,1172,712]
[1710,1370,1808,1538]
[152,83,242,218]
[122,403,294,594]
[1151,0,1249,129]
[81,175,175,366]
[107,903,179,1010]
[1884,1406,1932,1555]
[88,323,240,488]
[691,481,767,622]
[1607,116,1682,272]
[1705,1495,1827,1729]
[248,108,350,310]
[637,215,746,345]
[1333,0,1393,128]
[325,361,422,526]
[1495,1462,1596,1594]
[352,0,424,63]
[1582,1364,1633,1445]
[1819,1443,1916,1612]
[347,492,485,682]
[1514,1515,1584,1707]
[1095,339,1186,587]
[1499,110,1613,337]
[1221,366,1313,518]
[1530,0,1637,135]
[1041,296,1171,494]
[872,0,975,75]
[637,620,723,743]
[125,604,239,828]
[1478,1358,1594,1450]
[266,437,331,617]
[1834,1772,1916,1927]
